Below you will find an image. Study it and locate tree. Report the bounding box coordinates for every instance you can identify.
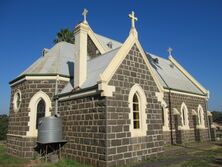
[54,28,75,44]
[0,114,8,140]
[211,111,222,123]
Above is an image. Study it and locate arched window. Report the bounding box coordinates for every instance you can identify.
[161,107,165,126]
[36,99,46,129]
[182,107,186,126]
[133,93,140,129]
[128,84,147,137]
[197,105,205,128]
[161,101,170,131]
[27,91,52,137]
[180,103,189,129]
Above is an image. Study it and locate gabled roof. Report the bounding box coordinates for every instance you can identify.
[13,33,207,96]
[60,47,120,94]
[20,42,75,77]
[148,53,205,95]
[95,34,122,51]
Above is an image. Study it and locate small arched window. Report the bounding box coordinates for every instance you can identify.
[161,101,170,131]
[180,103,189,129]
[182,107,186,126]
[161,107,165,126]
[197,105,205,128]
[36,99,46,129]
[198,110,202,125]
[133,93,140,129]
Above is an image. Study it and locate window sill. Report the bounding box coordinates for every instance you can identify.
[131,129,147,137]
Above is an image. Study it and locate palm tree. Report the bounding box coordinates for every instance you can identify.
[54,28,75,44]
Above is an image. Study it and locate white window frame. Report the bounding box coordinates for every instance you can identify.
[13,89,22,113]
[197,104,205,129]
[179,102,190,130]
[26,91,52,137]
[128,84,147,137]
[161,102,170,131]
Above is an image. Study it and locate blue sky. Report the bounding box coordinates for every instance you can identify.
[0,0,222,114]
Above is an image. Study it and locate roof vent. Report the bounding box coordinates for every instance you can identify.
[153,58,159,64]
[42,48,49,57]
[107,42,113,49]
[170,63,174,68]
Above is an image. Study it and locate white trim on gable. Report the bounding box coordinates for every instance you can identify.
[168,56,208,96]
[98,32,163,93]
[74,22,107,55]
[26,91,52,137]
[87,26,107,54]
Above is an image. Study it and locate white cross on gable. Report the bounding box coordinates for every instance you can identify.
[82,8,88,23]
[128,11,138,29]
[168,47,173,56]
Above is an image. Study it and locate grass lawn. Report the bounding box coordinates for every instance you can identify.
[166,142,222,167]
[35,159,92,167]
[0,141,91,167]
[0,141,28,167]
[132,142,222,167]
[1,141,222,167]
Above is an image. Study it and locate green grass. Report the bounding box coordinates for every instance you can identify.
[1,141,222,167]
[0,142,91,167]
[180,145,222,167]
[161,142,222,167]
[0,142,28,167]
[36,159,92,167]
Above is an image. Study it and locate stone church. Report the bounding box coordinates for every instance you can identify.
[7,10,215,167]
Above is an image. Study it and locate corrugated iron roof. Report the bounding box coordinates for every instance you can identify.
[16,33,206,96]
[148,53,204,95]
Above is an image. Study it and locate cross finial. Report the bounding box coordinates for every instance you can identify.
[167,47,173,56]
[129,11,138,29]
[82,8,88,23]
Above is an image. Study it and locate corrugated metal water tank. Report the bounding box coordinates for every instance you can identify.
[37,116,63,144]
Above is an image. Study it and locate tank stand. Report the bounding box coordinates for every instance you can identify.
[37,141,66,163]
